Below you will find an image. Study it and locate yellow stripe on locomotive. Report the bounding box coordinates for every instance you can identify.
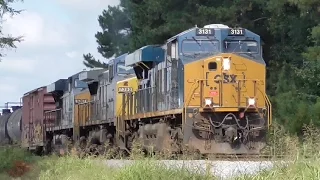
[116,77,139,118]
[184,54,266,109]
[184,53,271,128]
[74,89,91,127]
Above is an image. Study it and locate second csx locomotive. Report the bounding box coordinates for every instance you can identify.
[18,24,271,156]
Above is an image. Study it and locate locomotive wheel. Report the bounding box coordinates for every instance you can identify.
[43,140,52,155]
[51,134,71,156]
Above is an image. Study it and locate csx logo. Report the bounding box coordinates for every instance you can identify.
[214,73,237,84]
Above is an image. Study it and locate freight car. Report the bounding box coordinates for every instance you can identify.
[20,86,56,153]
[18,23,272,156]
[0,106,23,146]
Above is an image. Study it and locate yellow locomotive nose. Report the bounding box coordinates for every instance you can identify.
[184,53,267,112]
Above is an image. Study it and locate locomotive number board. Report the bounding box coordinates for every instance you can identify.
[118,87,133,93]
[228,28,245,36]
[196,28,215,36]
[75,99,88,104]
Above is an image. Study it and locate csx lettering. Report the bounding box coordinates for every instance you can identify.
[214,73,237,84]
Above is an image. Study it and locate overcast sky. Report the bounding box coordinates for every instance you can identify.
[0,0,119,107]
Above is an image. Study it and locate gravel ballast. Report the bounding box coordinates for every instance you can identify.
[103,160,278,179]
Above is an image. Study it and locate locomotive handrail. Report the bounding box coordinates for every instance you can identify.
[77,100,100,126]
[78,100,94,125]
[184,80,200,107]
[187,78,265,83]
[44,108,62,113]
[135,86,154,91]
[264,94,272,127]
[116,93,130,136]
[44,108,63,129]
[117,86,157,117]
[76,100,97,106]
[256,88,272,127]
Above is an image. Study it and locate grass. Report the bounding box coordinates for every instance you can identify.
[0,146,39,179]
[237,159,320,180]
[2,122,320,179]
[0,146,37,172]
[110,159,212,180]
[235,122,320,179]
[0,148,214,180]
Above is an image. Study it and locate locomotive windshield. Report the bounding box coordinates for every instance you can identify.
[117,63,134,74]
[224,40,259,54]
[181,39,219,57]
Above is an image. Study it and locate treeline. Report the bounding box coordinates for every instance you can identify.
[0,0,23,60]
[83,0,320,135]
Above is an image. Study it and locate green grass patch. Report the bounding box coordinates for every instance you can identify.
[37,155,113,180]
[237,159,320,179]
[0,146,38,172]
[37,156,213,180]
[0,149,214,180]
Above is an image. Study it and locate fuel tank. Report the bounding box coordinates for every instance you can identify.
[7,108,22,143]
[0,112,11,145]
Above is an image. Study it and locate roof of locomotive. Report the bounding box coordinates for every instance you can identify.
[166,24,230,43]
[23,86,47,96]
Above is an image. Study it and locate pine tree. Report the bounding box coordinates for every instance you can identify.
[0,0,23,61]
[82,2,131,68]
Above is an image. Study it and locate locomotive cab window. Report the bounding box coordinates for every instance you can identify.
[208,62,217,71]
[117,63,134,74]
[182,39,219,56]
[224,40,259,54]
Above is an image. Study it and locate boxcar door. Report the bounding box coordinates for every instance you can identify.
[29,93,35,147]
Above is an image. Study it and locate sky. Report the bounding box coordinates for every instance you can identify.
[0,0,119,107]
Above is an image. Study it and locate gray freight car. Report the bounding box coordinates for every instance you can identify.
[0,106,22,146]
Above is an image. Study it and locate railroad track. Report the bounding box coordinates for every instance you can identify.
[202,154,291,161]
[73,148,290,161]
[0,144,293,162]
[0,144,20,148]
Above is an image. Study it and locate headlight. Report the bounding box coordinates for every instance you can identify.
[223,58,230,70]
[205,98,212,106]
[248,98,255,106]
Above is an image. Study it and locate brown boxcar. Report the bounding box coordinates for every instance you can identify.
[21,86,55,150]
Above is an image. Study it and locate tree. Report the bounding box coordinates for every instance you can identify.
[0,0,23,61]
[82,2,131,68]
[85,0,320,133]
[83,53,108,68]
[266,0,320,133]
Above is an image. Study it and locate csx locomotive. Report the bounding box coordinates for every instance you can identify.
[15,24,272,155]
